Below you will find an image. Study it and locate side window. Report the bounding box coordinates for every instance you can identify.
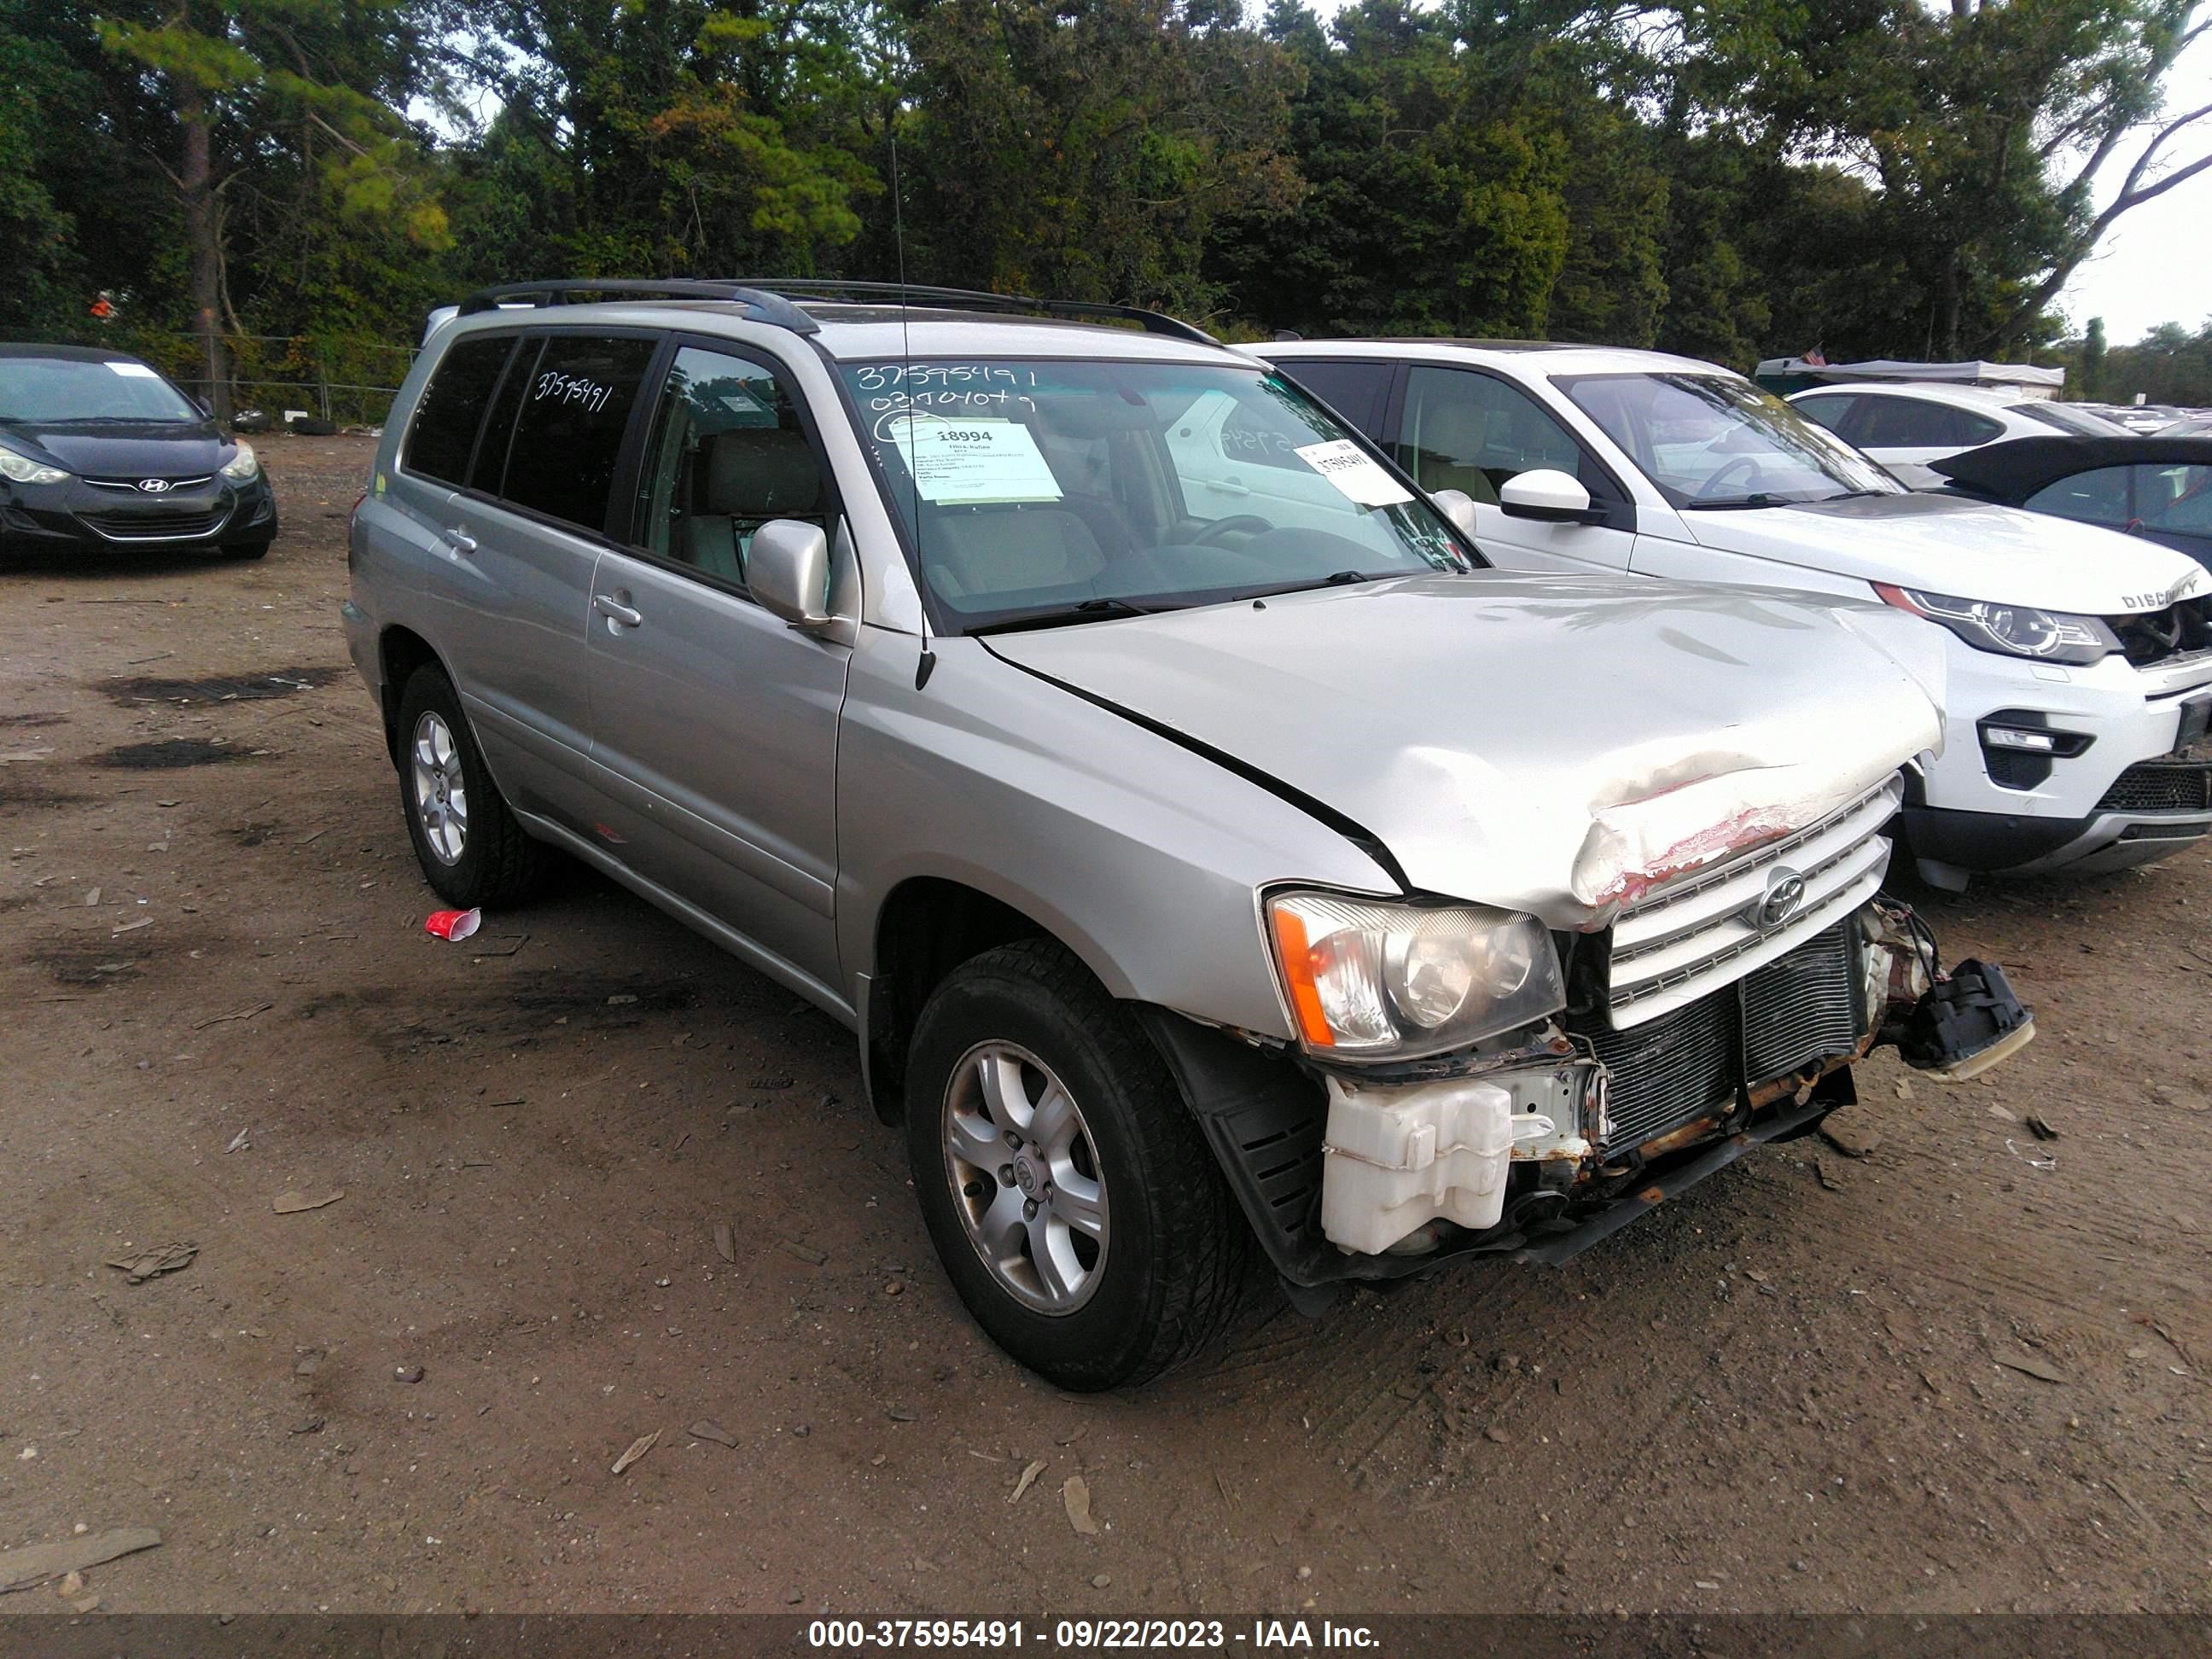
[1790,393,1855,434]
[2025,465,2131,525]
[632,346,828,587]
[1279,360,1394,435]
[404,335,516,486]
[2133,463,2212,533]
[1851,396,2000,450]
[500,334,660,534]
[468,337,538,496]
[1397,365,1588,504]
[1947,408,2004,445]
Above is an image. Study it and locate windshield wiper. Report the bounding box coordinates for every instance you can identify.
[1685,492,1801,510]
[967,597,1164,636]
[1244,570,1395,598]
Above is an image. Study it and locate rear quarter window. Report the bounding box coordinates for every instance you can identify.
[405,335,517,486]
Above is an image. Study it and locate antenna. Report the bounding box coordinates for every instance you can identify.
[890,125,935,690]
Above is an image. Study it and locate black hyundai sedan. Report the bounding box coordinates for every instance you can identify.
[0,343,278,559]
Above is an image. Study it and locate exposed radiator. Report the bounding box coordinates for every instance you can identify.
[1575,923,1863,1155]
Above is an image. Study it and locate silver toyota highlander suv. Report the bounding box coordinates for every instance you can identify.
[343,280,2029,1388]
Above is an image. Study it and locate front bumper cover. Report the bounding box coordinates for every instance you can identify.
[1144,901,2031,1290]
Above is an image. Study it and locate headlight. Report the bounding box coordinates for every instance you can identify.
[1266,892,1565,1060]
[0,442,69,486]
[220,442,260,482]
[1874,583,2116,666]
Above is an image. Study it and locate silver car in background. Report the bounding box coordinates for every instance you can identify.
[343,280,2028,1388]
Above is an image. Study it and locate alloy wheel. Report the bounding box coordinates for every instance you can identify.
[942,1041,1109,1314]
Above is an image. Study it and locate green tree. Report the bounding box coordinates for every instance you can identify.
[94,0,448,415]
[887,0,1301,315]
[2080,313,2108,399]
[1675,0,2211,358]
[1213,1,1575,335]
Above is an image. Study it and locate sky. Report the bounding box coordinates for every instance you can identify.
[2052,39,2212,343]
[1301,0,2212,347]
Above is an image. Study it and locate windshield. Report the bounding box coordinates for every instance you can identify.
[1559,373,1901,508]
[838,358,1476,630]
[0,357,201,423]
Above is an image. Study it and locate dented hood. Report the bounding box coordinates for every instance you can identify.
[1679,491,2210,614]
[986,572,1945,928]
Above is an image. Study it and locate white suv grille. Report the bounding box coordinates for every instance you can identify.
[1606,777,1901,1029]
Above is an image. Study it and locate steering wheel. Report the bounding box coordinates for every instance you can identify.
[1694,456,1765,501]
[1190,514,1276,545]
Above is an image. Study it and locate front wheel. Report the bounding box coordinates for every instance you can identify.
[905,940,1249,1390]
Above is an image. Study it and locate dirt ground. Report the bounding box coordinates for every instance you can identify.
[2,433,2209,1621]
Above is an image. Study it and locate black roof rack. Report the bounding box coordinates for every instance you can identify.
[455,279,819,335]
[453,276,1221,347]
[724,279,1220,346]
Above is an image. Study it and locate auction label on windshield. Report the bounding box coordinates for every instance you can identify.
[886,412,1064,505]
[1294,439,1412,508]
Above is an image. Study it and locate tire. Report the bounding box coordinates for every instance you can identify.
[395,664,551,908]
[905,940,1249,1390]
[220,542,270,560]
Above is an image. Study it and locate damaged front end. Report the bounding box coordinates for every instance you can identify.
[1145,781,2032,1291]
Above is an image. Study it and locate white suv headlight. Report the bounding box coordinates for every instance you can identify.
[0,441,69,486]
[220,442,260,482]
[1266,892,1566,1060]
[1875,583,2116,666]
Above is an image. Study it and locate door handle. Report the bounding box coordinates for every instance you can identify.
[593,593,643,629]
[447,531,477,555]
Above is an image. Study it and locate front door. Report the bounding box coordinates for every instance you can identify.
[583,342,852,996]
[1392,365,1640,573]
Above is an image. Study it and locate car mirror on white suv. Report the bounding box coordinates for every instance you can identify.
[748,518,834,629]
[1428,487,1481,539]
[1499,468,1601,524]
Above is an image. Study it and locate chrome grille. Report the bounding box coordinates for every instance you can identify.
[85,474,215,492]
[1606,777,1899,1028]
[1578,925,1862,1154]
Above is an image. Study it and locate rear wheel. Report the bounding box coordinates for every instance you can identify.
[905,940,1249,1390]
[395,664,550,908]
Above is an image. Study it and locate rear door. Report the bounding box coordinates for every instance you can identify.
[429,329,663,831]
[582,340,852,996]
[1840,394,2002,481]
[1388,364,1639,573]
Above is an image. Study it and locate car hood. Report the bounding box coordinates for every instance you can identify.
[1678,491,2209,614]
[1,418,233,479]
[984,573,1946,928]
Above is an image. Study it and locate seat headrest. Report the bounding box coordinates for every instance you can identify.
[698,427,823,520]
[1421,403,1491,461]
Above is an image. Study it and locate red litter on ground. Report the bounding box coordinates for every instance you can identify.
[424,908,481,942]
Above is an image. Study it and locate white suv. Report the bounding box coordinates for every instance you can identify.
[1263,341,2212,888]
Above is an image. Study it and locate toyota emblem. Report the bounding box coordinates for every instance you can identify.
[1745,866,1807,932]
[137,478,172,493]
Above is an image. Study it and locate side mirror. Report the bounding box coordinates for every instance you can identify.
[748,519,834,629]
[1428,487,1481,539]
[1499,469,1604,525]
